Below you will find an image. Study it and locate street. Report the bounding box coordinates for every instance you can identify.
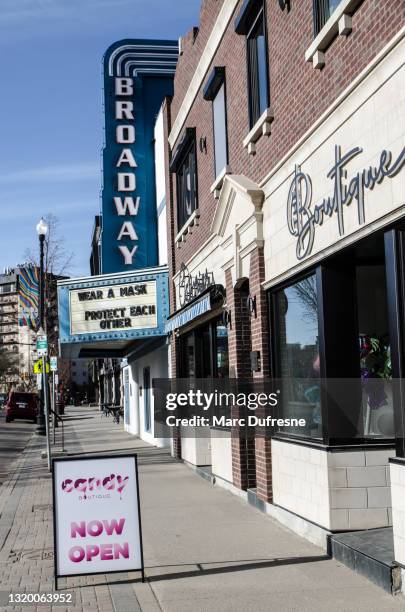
[0,408,34,486]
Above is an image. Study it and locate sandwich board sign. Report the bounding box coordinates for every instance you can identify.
[52,454,144,588]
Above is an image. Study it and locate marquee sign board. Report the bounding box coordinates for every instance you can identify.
[101,39,178,274]
[57,267,169,357]
[69,280,157,336]
[52,454,144,588]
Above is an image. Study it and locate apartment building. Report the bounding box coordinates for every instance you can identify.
[0,270,37,390]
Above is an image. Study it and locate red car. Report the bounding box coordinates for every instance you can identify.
[5,392,38,423]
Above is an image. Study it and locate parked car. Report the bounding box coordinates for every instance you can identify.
[0,392,8,409]
[5,392,38,423]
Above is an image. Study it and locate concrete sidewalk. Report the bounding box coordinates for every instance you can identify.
[0,406,404,612]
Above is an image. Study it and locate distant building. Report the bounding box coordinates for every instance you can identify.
[71,359,90,387]
[0,267,71,394]
[0,269,37,391]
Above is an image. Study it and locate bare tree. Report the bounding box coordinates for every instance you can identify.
[23,213,74,277]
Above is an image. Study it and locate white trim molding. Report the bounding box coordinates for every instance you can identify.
[305,0,363,69]
[175,209,200,248]
[243,107,274,155]
[168,0,240,149]
[210,165,231,199]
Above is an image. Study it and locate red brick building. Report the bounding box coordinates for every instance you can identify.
[162,0,405,551]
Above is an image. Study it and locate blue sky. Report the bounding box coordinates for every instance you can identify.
[0,0,201,276]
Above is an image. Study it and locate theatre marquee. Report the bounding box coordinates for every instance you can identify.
[58,266,168,358]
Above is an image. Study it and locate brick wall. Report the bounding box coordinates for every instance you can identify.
[225,268,257,489]
[164,0,404,488]
[169,0,405,276]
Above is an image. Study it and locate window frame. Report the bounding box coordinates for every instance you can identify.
[268,249,397,448]
[313,0,342,36]
[245,5,270,129]
[203,67,229,180]
[175,137,198,231]
[212,80,229,179]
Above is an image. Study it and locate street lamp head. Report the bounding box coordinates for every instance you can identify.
[36,218,48,236]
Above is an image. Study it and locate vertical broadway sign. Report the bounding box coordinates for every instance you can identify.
[102,39,178,274]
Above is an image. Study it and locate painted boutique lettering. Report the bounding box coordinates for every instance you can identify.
[178,263,215,307]
[61,474,129,496]
[287,145,405,260]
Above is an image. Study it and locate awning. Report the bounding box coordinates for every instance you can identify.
[165,293,211,333]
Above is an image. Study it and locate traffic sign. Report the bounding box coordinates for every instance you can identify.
[50,356,58,372]
[34,359,50,374]
[37,334,48,357]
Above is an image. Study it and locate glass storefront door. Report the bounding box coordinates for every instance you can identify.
[180,316,229,379]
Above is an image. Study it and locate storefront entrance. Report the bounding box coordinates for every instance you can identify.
[180,316,229,379]
[177,315,230,468]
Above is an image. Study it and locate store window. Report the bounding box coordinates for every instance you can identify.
[270,231,395,444]
[183,334,196,378]
[177,141,197,229]
[273,274,321,439]
[313,0,342,35]
[355,253,393,439]
[216,320,229,378]
[180,316,229,379]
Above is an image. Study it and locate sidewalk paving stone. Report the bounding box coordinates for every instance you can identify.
[0,405,404,611]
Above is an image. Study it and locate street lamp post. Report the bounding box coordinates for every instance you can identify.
[36,218,48,436]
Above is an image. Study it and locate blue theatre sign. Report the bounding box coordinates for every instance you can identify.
[57,267,169,358]
[57,40,176,358]
[102,39,178,274]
